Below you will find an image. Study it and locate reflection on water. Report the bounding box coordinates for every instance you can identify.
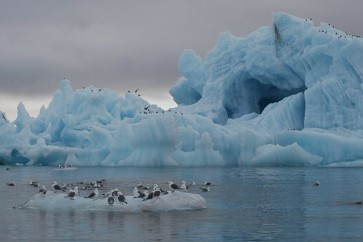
[1,166,363,241]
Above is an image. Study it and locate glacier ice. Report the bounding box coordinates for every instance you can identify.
[1,12,363,167]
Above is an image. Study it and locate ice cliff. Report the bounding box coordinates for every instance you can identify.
[1,12,363,167]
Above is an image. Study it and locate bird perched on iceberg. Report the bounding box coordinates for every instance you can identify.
[64,187,78,200]
[38,185,47,196]
[133,187,147,198]
[143,190,154,201]
[117,191,127,204]
[107,194,114,206]
[180,181,189,191]
[84,188,99,200]
[167,181,182,192]
[153,187,161,199]
[52,181,65,192]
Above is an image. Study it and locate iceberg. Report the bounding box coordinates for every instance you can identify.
[1,12,363,167]
[18,191,207,212]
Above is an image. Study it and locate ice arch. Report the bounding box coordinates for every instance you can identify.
[223,77,306,119]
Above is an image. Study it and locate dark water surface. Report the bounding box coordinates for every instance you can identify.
[1,166,363,241]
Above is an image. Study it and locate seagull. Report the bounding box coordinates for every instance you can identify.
[136,182,144,189]
[134,188,146,199]
[77,180,87,185]
[61,183,68,190]
[200,187,211,192]
[313,181,320,186]
[28,180,39,187]
[180,181,189,191]
[65,187,78,200]
[117,191,127,204]
[52,181,65,192]
[167,181,182,192]
[142,184,150,190]
[107,194,114,206]
[38,185,47,196]
[141,190,149,200]
[112,188,119,197]
[103,189,114,198]
[133,187,140,198]
[204,181,212,186]
[153,184,167,194]
[143,190,154,201]
[85,188,99,200]
[153,187,161,199]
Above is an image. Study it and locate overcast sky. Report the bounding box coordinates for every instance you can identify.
[1,0,363,121]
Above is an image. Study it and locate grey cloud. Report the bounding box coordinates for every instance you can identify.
[1,0,363,99]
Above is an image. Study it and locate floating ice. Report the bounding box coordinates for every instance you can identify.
[19,191,207,212]
[1,12,363,167]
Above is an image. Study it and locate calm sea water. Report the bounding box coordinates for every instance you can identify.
[1,166,363,241]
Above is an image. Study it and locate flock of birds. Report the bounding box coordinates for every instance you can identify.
[127,88,142,97]
[303,18,361,39]
[317,27,361,39]
[140,105,184,116]
[81,87,185,116]
[125,89,185,116]
[7,177,213,206]
[10,171,363,206]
